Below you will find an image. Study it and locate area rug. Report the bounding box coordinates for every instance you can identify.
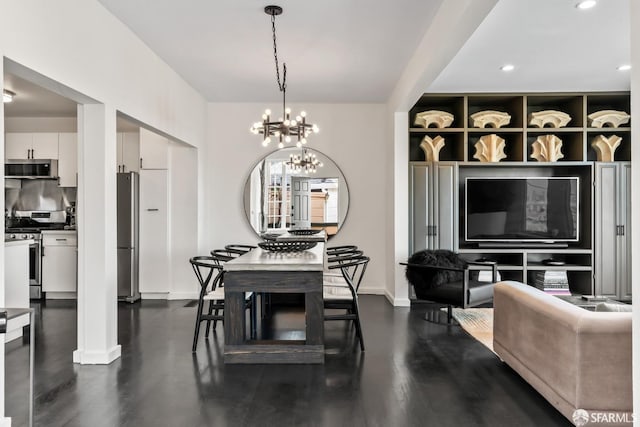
[443,307,495,354]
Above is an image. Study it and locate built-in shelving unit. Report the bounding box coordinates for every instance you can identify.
[409,92,631,298]
[409,92,632,163]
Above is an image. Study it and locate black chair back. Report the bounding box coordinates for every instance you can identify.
[328,255,370,294]
[224,244,257,255]
[190,256,223,293]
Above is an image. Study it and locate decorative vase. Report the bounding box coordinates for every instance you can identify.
[470,110,511,128]
[528,110,572,128]
[587,110,630,128]
[531,135,564,162]
[473,134,507,162]
[591,134,622,162]
[419,135,445,162]
[414,110,454,129]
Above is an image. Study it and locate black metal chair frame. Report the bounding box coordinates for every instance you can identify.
[191,254,254,352]
[324,255,369,351]
[326,245,359,256]
[224,244,257,255]
[400,261,498,324]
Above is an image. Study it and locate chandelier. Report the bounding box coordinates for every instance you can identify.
[286,149,323,174]
[250,5,319,149]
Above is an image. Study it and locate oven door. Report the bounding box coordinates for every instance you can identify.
[28,242,42,298]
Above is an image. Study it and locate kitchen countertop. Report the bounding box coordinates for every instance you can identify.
[5,239,34,247]
[41,230,77,235]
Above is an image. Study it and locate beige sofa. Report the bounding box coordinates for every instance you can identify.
[493,281,632,425]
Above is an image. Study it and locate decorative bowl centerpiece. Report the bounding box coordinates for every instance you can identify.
[288,229,322,236]
[258,241,318,252]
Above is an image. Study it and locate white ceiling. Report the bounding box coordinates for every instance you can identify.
[429,0,630,93]
[3,73,77,118]
[3,0,632,118]
[96,0,444,103]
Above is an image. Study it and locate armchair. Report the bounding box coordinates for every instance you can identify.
[401,250,498,324]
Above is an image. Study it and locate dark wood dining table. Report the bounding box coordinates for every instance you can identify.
[223,241,325,364]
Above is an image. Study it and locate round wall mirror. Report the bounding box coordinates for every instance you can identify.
[243,147,349,238]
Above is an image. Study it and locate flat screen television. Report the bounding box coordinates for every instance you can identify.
[465,177,579,243]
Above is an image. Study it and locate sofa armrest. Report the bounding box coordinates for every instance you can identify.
[574,313,632,411]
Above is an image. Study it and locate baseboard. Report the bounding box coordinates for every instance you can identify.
[140,292,169,300]
[0,417,11,427]
[73,345,121,365]
[45,292,77,299]
[384,289,411,307]
[357,286,385,295]
[168,291,198,300]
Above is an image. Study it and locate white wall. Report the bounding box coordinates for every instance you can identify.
[169,142,198,299]
[629,1,640,422]
[5,117,77,133]
[0,0,206,391]
[207,102,388,293]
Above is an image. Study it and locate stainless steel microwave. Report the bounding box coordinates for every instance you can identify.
[5,159,59,179]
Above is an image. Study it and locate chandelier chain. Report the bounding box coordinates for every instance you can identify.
[271,13,286,93]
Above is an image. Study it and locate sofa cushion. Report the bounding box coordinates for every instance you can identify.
[595,302,633,312]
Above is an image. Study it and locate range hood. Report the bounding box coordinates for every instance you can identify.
[5,159,59,179]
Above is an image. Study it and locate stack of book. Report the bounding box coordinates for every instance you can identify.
[533,270,571,295]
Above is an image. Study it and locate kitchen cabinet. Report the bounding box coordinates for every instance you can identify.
[139,127,168,169]
[5,132,59,159]
[58,132,77,187]
[139,169,169,294]
[41,231,77,295]
[117,131,140,173]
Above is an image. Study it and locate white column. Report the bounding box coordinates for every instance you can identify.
[387,111,410,307]
[74,103,120,364]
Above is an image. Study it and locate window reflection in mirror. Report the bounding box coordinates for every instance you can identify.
[244,147,349,238]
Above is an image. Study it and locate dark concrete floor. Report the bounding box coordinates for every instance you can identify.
[5,296,570,427]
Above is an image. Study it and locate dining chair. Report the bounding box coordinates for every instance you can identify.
[326,250,367,286]
[190,255,253,352]
[224,244,257,255]
[326,245,359,256]
[323,254,370,351]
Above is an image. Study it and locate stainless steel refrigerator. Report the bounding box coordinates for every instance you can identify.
[117,172,141,302]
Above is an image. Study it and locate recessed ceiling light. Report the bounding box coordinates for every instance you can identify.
[3,89,15,103]
[500,64,515,72]
[617,64,631,71]
[576,1,596,10]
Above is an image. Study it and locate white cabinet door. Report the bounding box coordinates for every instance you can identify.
[5,133,32,159]
[58,133,77,187]
[139,169,169,293]
[42,246,77,292]
[139,128,168,169]
[122,132,140,172]
[32,133,59,159]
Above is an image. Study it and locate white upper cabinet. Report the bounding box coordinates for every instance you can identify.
[5,133,33,159]
[58,133,77,187]
[31,133,59,159]
[5,132,59,159]
[117,132,140,172]
[139,128,168,169]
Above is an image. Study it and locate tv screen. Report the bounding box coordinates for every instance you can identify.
[465,177,579,242]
